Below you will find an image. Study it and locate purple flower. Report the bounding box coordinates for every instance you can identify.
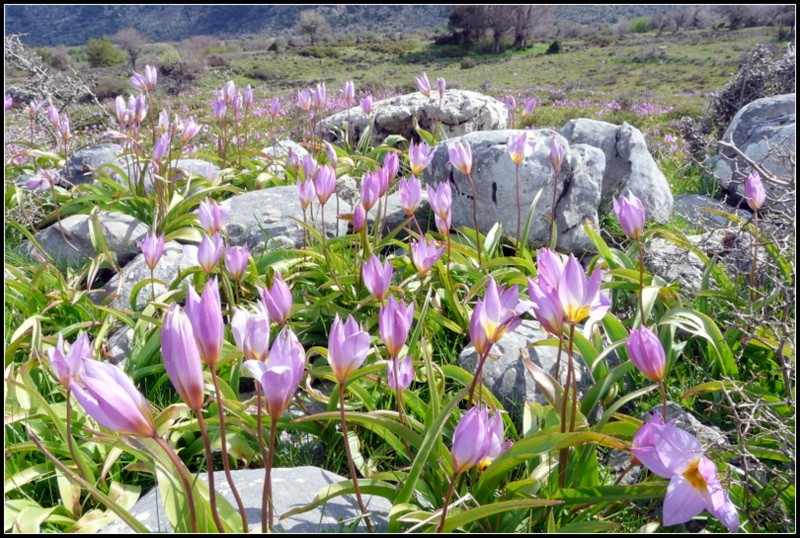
[527,277,565,337]
[410,236,444,276]
[259,272,293,325]
[415,72,431,97]
[535,248,564,290]
[222,80,237,104]
[131,65,157,92]
[450,405,492,475]
[744,171,766,211]
[521,99,536,118]
[268,97,282,119]
[386,356,414,392]
[327,314,371,384]
[379,295,414,359]
[4,94,12,111]
[25,100,44,118]
[437,77,446,97]
[224,244,250,281]
[23,170,57,193]
[398,175,423,216]
[613,191,646,240]
[313,82,327,111]
[427,182,452,222]
[557,255,610,325]
[408,140,433,176]
[196,233,224,273]
[549,136,565,173]
[315,164,336,205]
[632,413,740,532]
[448,140,472,176]
[243,327,305,420]
[161,303,206,410]
[626,326,666,383]
[297,178,316,209]
[198,198,230,235]
[469,277,524,357]
[360,171,382,211]
[47,332,92,389]
[325,141,337,169]
[151,134,170,164]
[185,277,224,367]
[343,80,355,107]
[297,88,312,112]
[360,95,373,116]
[383,151,399,182]
[507,131,534,165]
[352,204,366,233]
[181,118,201,142]
[139,231,165,271]
[362,254,393,302]
[231,302,271,362]
[47,105,60,128]
[242,85,253,108]
[301,154,318,181]
[479,412,510,469]
[70,360,155,437]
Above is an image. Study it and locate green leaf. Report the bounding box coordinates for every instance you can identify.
[659,307,738,377]
[279,479,398,520]
[440,498,563,533]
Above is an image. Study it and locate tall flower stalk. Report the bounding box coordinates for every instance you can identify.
[448,140,482,265]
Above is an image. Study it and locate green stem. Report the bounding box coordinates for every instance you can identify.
[152,434,199,533]
[210,364,249,532]
[637,237,646,326]
[515,163,522,253]
[339,383,374,533]
[256,386,269,533]
[195,409,226,533]
[65,390,92,482]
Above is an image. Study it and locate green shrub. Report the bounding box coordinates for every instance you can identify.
[268,41,280,52]
[93,76,129,99]
[629,16,651,33]
[140,43,182,71]
[298,45,340,59]
[86,37,125,67]
[546,40,562,54]
[460,56,477,69]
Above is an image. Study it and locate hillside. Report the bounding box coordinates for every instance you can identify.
[5,5,694,47]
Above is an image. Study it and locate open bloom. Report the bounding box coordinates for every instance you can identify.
[162,303,206,410]
[632,412,740,532]
[131,65,157,92]
[47,332,92,389]
[362,254,393,302]
[410,236,444,276]
[327,314,371,384]
[243,327,305,420]
[70,360,155,437]
[613,191,646,240]
[415,72,431,97]
[507,132,534,165]
[379,296,414,359]
[469,277,525,357]
[231,302,271,363]
[448,140,472,176]
[259,272,293,325]
[139,231,165,271]
[198,198,230,235]
[557,255,610,325]
[408,140,433,176]
[744,170,766,211]
[626,326,666,383]
[451,405,492,475]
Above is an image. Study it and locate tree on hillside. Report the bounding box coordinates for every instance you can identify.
[294,9,331,46]
[86,37,125,67]
[449,5,553,52]
[448,5,489,48]
[512,5,554,49]
[113,27,147,69]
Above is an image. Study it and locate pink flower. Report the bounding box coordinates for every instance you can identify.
[360,96,373,116]
[744,171,766,211]
[450,405,492,475]
[548,136,565,173]
[408,140,433,176]
[386,356,414,392]
[352,204,366,233]
[613,191,646,240]
[415,72,431,97]
[131,65,157,92]
[398,175,422,216]
[557,255,610,325]
[139,231,165,271]
[379,295,414,359]
[185,277,224,367]
[198,198,230,235]
[427,181,452,221]
[383,151,399,182]
[360,171,382,211]
[343,80,355,107]
[259,272,293,325]
[161,303,206,410]
[469,277,524,357]
[231,303,271,363]
[632,413,739,532]
[224,244,250,281]
[410,236,444,276]
[195,233,224,273]
[448,140,472,176]
[297,88,312,112]
[327,314,371,384]
[47,332,92,389]
[243,327,305,420]
[626,326,666,383]
[436,77,446,97]
[527,277,565,337]
[507,131,534,166]
[362,254,393,302]
[315,165,336,205]
[296,178,316,209]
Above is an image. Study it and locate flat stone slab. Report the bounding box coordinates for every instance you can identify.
[100,466,391,533]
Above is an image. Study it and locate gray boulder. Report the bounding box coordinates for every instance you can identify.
[22,211,148,268]
[423,129,602,253]
[257,139,309,179]
[111,157,221,193]
[561,119,673,222]
[458,319,590,423]
[62,144,123,186]
[99,467,391,533]
[711,93,796,210]
[222,186,351,252]
[97,240,194,311]
[318,89,508,146]
[673,194,751,229]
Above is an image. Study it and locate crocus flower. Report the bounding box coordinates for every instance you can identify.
[224,244,250,281]
[408,140,433,176]
[301,154,318,181]
[4,94,12,111]
[196,233,224,273]
[535,248,565,290]
[151,133,170,164]
[521,99,536,118]
[478,411,510,469]
[131,65,157,92]
[410,236,444,276]
[185,277,224,367]
[383,151,399,182]
[243,327,305,420]
[23,170,57,193]
[47,105,60,128]
[469,277,524,357]
[352,204,366,233]
[25,100,44,118]
[242,85,253,108]
[327,314,371,384]
[626,326,666,383]
[181,118,201,142]
[268,97,282,119]
[448,140,472,176]
[211,99,227,123]
[161,303,206,410]
[386,356,414,392]
[58,116,71,142]
[379,296,414,359]
[259,272,293,325]
[132,95,147,123]
[360,171,382,211]
[313,82,327,111]
[415,72,431,97]
[297,88,312,112]
[157,110,170,135]
[343,80,355,107]
[398,175,422,216]
[198,198,230,235]
[325,141,337,169]
[231,302,271,362]
[437,77,446,97]
[549,136,565,173]
[428,181,452,221]
[507,132,534,165]
[70,360,156,437]
[632,413,740,532]
[47,332,92,389]
[222,80,237,103]
[315,164,336,205]
[613,191,646,240]
[360,96,373,116]
[451,405,492,475]
[527,277,565,337]
[297,178,316,209]
[558,255,611,325]
[744,171,766,211]
[362,254,393,302]
[139,231,165,271]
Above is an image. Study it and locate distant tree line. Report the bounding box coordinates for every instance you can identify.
[447,5,555,52]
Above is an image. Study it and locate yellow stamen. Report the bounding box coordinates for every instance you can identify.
[682,458,708,491]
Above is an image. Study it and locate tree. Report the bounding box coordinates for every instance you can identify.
[113,27,147,69]
[449,5,552,52]
[512,5,554,49]
[86,37,125,68]
[294,9,331,46]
